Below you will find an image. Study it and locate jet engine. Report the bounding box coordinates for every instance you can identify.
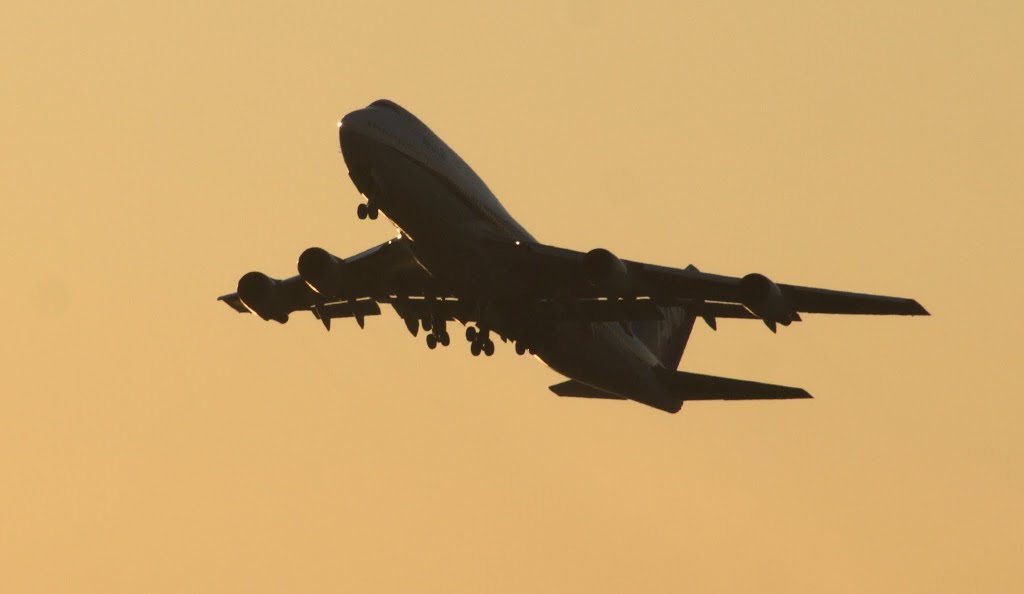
[297,247,347,298]
[739,273,795,331]
[237,271,289,323]
[582,248,631,296]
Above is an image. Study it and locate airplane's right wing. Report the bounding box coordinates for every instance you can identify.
[217,236,446,329]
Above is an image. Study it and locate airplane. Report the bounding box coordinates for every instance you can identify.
[218,99,928,413]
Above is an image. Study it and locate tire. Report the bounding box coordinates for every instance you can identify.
[439,332,450,347]
[357,203,368,220]
[483,340,495,357]
[470,341,482,356]
[426,334,437,349]
[465,326,477,342]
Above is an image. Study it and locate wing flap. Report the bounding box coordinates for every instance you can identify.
[689,301,759,320]
[535,299,665,323]
[314,299,382,320]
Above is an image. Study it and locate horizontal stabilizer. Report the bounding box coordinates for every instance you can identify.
[655,369,812,401]
[549,380,626,400]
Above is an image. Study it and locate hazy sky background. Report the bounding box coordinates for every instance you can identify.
[2,1,1021,592]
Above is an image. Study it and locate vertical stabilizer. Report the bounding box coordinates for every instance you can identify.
[630,305,696,369]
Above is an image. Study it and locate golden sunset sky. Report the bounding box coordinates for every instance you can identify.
[2,1,1021,592]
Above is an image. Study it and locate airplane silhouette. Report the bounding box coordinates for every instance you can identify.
[219,99,928,413]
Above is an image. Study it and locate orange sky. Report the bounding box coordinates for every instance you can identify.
[2,2,1021,592]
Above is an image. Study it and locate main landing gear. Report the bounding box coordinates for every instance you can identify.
[425,329,451,350]
[424,317,450,350]
[465,325,495,357]
[356,201,379,220]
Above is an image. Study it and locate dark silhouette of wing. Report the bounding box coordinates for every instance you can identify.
[485,238,928,319]
[217,237,445,329]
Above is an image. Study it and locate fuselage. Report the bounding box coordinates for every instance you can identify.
[338,100,672,407]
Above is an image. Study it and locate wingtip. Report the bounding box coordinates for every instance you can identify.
[911,300,930,316]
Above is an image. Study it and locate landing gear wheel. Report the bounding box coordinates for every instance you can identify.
[465,326,478,342]
[470,340,482,356]
[422,318,432,332]
[439,332,450,347]
[515,342,527,356]
[368,204,379,220]
[426,334,437,350]
[357,203,368,220]
[483,340,495,357]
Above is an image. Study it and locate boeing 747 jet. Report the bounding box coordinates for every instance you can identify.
[218,99,928,413]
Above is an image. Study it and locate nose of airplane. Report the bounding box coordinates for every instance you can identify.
[338,108,360,144]
[338,108,378,179]
[339,107,364,129]
[337,108,368,156]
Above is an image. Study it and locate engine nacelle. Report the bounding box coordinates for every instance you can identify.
[739,273,795,330]
[582,248,631,296]
[297,247,348,298]
[237,271,289,324]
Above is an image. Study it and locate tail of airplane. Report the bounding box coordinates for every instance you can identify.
[653,368,811,401]
[630,305,696,370]
[550,295,811,413]
[549,369,810,414]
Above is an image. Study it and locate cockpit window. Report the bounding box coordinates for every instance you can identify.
[370,99,408,116]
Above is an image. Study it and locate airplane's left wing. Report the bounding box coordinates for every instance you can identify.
[487,238,928,329]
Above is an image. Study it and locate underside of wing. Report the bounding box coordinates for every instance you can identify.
[217,276,382,329]
[218,236,442,329]
[778,283,929,315]
[484,237,928,326]
[219,293,249,313]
